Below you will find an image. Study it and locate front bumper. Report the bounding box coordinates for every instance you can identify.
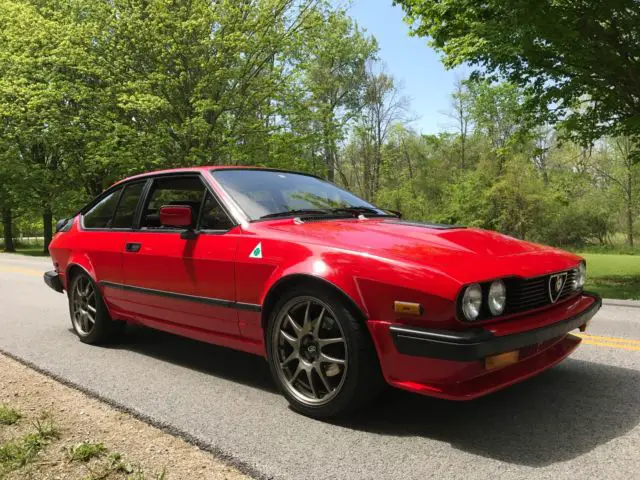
[44,270,64,293]
[389,292,601,361]
[368,292,601,400]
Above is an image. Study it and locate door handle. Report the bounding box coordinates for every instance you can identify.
[125,242,141,253]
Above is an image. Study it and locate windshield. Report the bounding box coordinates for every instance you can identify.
[211,169,388,221]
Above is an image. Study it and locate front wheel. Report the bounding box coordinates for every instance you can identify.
[266,287,383,418]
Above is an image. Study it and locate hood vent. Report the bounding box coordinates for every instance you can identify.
[296,214,356,223]
[385,220,464,230]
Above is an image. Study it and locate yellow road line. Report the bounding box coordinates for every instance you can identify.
[575,333,640,346]
[0,265,44,277]
[580,339,640,352]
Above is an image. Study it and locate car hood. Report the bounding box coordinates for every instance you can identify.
[260,218,582,284]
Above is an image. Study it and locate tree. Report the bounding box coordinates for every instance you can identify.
[299,8,377,181]
[0,0,372,250]
[0,141,24,252]
[347,63,409,202]
[442,77,472,169]
[0,0,83,251]
[394,0,640,149]
[590,137,639,246]
[466,81,527,173]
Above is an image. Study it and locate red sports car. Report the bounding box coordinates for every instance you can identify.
[45,167,601,418]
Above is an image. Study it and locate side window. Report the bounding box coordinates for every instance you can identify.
[199,192,233,231]
[112,182,145,229]
[82,189,122,229]
[141,176,205,229]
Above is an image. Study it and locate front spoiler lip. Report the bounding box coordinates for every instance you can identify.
[44,270,64,293]
[390,292,601,361]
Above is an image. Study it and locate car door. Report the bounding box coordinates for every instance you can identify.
[120,174,240,335]
[79,181,146,316]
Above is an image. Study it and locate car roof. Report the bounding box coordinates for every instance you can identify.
[111,166,318,187]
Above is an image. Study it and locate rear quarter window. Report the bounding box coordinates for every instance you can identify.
[82,189,122,229]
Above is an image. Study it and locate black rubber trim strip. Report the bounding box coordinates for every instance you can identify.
[100,281,261,312]
[43,270,64,293]
[390,292,602,361]
[384,220,465,230]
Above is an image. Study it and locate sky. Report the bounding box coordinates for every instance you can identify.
[348,0,467,135]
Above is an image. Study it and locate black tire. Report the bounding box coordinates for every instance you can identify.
[68,272,124,345]
[266,284,384,418]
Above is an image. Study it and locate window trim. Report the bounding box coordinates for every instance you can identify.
[210,168,384,223]
[110,180,148,230]
[79,186,124,231]
[135,173,236,235]
[78,172,237,235]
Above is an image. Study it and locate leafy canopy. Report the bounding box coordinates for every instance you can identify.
[394,0,640,146]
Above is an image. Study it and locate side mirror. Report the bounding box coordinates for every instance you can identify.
[55,218,69,233]
[159,205,192,228]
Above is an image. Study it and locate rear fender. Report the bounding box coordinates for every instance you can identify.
[64,254,97,291]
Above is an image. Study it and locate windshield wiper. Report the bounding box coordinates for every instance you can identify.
[329,206,400,218]
[259,209,334,220]
[259,206,400,220]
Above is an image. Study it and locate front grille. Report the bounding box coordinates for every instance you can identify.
[505,269,579,314]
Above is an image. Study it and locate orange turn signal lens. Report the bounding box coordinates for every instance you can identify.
[394,301,423,316]
[485,350,520,370]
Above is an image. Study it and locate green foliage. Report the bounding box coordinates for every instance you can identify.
[299,7,378,179]
[394,0,640,147]
[367,77,639,251]
[0,0,638,259]
[541,206,614,248]
[580,253,640,300]
[0,0,379,237]
[0,406,21,426]
[67,441,106,462]
[0,417,58,475]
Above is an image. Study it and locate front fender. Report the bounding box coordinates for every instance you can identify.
[258,253,368,317]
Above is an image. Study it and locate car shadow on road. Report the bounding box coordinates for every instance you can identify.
[103,325,277,393]
[100,326,638,467]
[336,358,640,467]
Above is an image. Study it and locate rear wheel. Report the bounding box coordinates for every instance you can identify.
[266,286,383,418]
[68,272,123,344]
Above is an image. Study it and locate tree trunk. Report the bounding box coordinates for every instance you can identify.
[2,207,15,252]
[626,156,634,247]
[43,206,53,254]
[323,125,335,182]
[363,149,371,202]
[627,193,634,247]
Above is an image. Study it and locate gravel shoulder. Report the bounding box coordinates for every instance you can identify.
[0,353,249,480]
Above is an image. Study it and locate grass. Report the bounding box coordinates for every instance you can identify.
[0,418,59,475]
[580,253,640,300]
[67,441,106,462]
[0,404,169,480]
[0,406,21,426]
[12,247,49,257]
[0,247,48,257]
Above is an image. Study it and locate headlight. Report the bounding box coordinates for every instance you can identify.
[576,262,586,289]
[461,283,482,321]
[488,279,507,316]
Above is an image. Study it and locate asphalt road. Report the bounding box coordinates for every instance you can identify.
[1,253,639,480]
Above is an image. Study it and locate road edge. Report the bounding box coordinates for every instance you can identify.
[602,298,640,308]
[0,347,267,480]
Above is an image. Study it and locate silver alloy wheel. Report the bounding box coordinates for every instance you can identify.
[272,296,348,406]
[71,276,97,336]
